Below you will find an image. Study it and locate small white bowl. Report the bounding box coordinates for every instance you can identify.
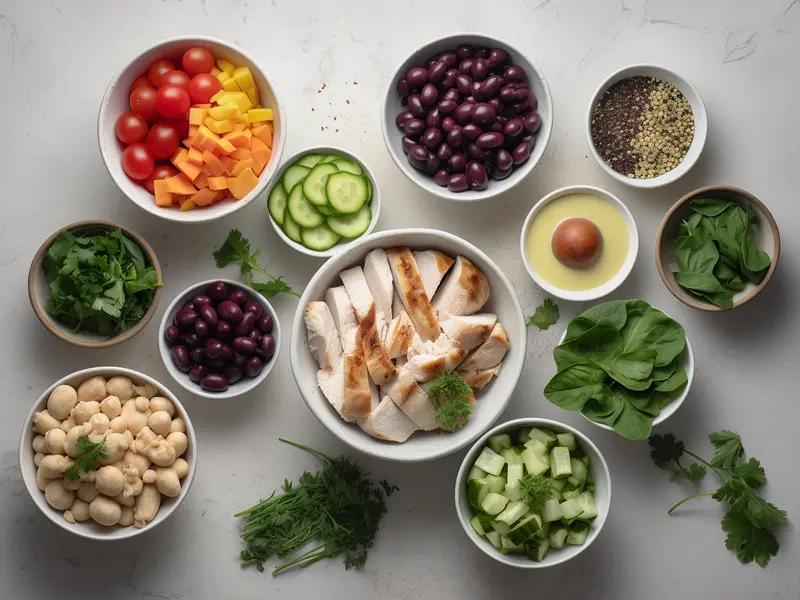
[382,33,553,202]
[19,367,197,541]
[455,417,611,568]
[289,228,527,463]
[158,279,280,399]
[520,185,639,302]
[98,35,286,224]
[267,146,381,258]
[586,64,707,189]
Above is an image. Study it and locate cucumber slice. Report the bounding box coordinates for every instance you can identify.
[484,474,506,495]
[475,447,505,476]
[287,185,324,228]
[480,492,509,516]
[521,447,550,476]
[490,520,511,535]
[500,447,523,465]
[296,154,324,168]
[488,434,512,454]
[468,478,490,511]
[318,154,340,164]
[331,159,364,175]
[550,478,567,492]
[366,177,373,204]
[550,446,572,479]
[566,521,590,546]
[548,524,569,549]
[316,204,339,217]
[524,439,548,456]
[506,463,523,488]
[559,498,584,520]
[570,457,588,485]
[467,465,487,481]
[486,530,502,549]
[562,489,581,501]
[281,165,310,194]
[535,521,551,541]
[500,535,526,554]
[527,538,550,562]
[556,432,577,450]
[529,427,558,449]
[268,184,287,225]
[300,225,341,251]
[504,482,522,502]
[506,513,542,545]
[326,172,369,214]
[496,500,530,526]
[326,205,371,239]
[576,492,598,520]
[470,513,493,536]
[516,428,532,444]
[282,210,303,244]
[302,163,339,206]
[542,498,563,522]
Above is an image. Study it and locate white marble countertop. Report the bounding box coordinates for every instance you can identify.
[1,0,799,598]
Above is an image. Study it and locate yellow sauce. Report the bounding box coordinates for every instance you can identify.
[526,193,629,291]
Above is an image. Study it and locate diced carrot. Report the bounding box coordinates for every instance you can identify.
[229,167,259,199]
[182,137,195,149]
[164,173,197,195]
[187,147,204,166]
[252,124,272,148]
[232,158,255,176]
[179,199,197,212]
[226,177,237,190]
[196,126,221,152]
[202,150,226,176]
[221,156,238,175]
[208,176,229,190]
[251,137,271,175]
[175,160,202,181]
[189,124,199,136]
[223,130,250,149]
[154,180,173,207]
[189,187,218,207]
[189,107,208,126]
[194,169,210,189]
[217,138,236,154]
[230,148,252,161]
[233,123,246,132]
[171,147,189,165]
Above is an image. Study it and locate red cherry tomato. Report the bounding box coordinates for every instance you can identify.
[188,73,222,104]
[155,85,191,119]
[121,143,155,180]
[143,164,178,194]
[172,116,190,138]
[146,121,181,160]
[182,47,215,77]
[130,74,154,93]
[115,111,149,144]
[130,87,158,119]
[160,69,191,90]
[147,59,176,87]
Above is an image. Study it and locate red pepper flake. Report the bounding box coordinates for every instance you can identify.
[333,116,337,121]
[353,81,358,85]
[346,100,350,104]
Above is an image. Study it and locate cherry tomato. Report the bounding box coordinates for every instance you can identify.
[146,121,181,160]
[130,87,158,119]
[143,164,178,194]
[155,85,191,119]
[188,73,222,104]
[160,69,191,90]
[182,47,215,77]
[130,74,154,93]
[115,111,149,144]
[147,58,176,87]
[172,116,190,138]
[121,143,155,180]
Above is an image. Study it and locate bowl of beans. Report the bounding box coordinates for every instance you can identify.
[158,279,279,399]
[382,33,552,201]
[586,64,707,189]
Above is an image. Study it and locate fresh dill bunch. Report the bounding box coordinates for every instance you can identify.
[519,473,552,511]
[428,371,474,432]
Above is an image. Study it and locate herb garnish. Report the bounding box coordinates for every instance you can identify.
[213,229,301,298]
[64,437,108,482]
[427,372,474,432]
[518,473,552,511]
[527,298,559,330]
[648,430,786,567]
[237,439,397,575]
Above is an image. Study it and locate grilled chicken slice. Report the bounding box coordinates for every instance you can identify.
[407,331,456,360]
[458,323,509,372]
[386,247,440,342]
[441,313,497,351]
[317,358,345,414]
[340,327,374,421]
[406,347,469,382]
[392,294,405,319]
[431,256,490,321]
[304,302,343,372]
[413,250,455,300]
[363,249,394,329]
[384,310,416,359]
[359,396,419,442]
[459,364,501,390]
[325,286,359,341]
[381,367,438,431]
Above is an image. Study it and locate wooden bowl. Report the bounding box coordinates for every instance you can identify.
[655,185,780,311]
[28,220,163,348]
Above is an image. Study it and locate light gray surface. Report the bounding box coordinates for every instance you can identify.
[1,0,798,598]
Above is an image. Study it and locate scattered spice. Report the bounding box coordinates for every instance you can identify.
[346,100,351,104]
[590,76,694,179]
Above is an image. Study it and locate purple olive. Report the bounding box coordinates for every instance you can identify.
[490,121,503,133]
[217,300,243,324]
[474,47,490,58]
[248,328,263,343]
[499,85,517,105]
[428,60,447,83]
[196,305,216,328]
[401,136,416,153]
[457,45,474,59]
[458,58,474,75]
[471,58,489,81]
[200,374,229,392]
[503,64,526,83]
[446,125,464,147]
[223,365,243,384]
[512,140,533,164]
[513,85,530,103]
[397,77,410,99]
[232,352,247,367]
[442,68,460,89]
[406,67,428,88]
[472,81,481,96]
[442,117,456,133]
[434,169,449,186]
[175,309,198,332]
[257,315,274,334]
[221,344,234,362]
[426,109,442,128]
[190,346,205,364]
[425,152,441,173]
[472,103,497,127]
[492,166,512,180]
[420,83,439,107]
[233,336,257,355]
[235,311,258,336]
[192,294,212,308]
[404,118,425,140]
[462,123,482,141]
[204,338,223,359]
[207,357,226,372]
[437,143,453,161]
[467,161,488,190]
[242,301,262,319]
[483,75,504,97]
[488,99,504,116]
[456,74,473,96]
[496,149,513,171]
[442,87,460,103]
[522,112,542,133]
[447,173,469,192]
[467,142,489,160]
[206,281,228,301]
[436,50,456,68]
[244,356,264,378]
[395,109,414,128]
[503,117,524,138]
[407,94,427,118]
[170,345,190,371]
[227,289,247,306]
[259,334,276,359]
[477,132,504,148]
[422,128,443,151]
[447,152,468,173]
[487,48,510,71]
[165,325,181,345]
[438,99,457,114]
[215,320,232,340]
[194,318,209,338]
[409,144,429,170]
[182,332,201,349]
[189,364,208,383]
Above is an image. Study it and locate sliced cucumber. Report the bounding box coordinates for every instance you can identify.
[527,538,550,562]
[500,535,526,554]
[481,492,509,516]
[365,177,373,204]
[556,432,577,451]
[569,457,588,485]
[500,447,523,465]
[302,163,339,206]
[470,513,493,536]
[548,524,569,549]
[529,427,558,450]
[326,172,369,214]
[316,204,339,217]
[576,492,598,520]
[484,474,506,494]
[488,434,512,454]
[331,158,363,175]
[550,446,572,479]
[296,154,324,168]
[281,165,310,194]
[516,428,532,444]
[486,530,502,549]
[300,225,341,251]
[496,500,530,527]
[326,205,371,239]
[467,465,487,481]
[524,438,548,456]
[318,154,340,164]
[268,184,287,226]
[287,185,324,228]
[562,489,581,501]
[468,478,490,511]
[490,520,511,535]
[282,210,303,244]
[506,513,542,546]
[506,463,523,488]
[559,498,584,520]
[542,498,563,523]
[521,446,549,476]
[475,447,505,476]
[535,521,551,541]
[566,521,590,546]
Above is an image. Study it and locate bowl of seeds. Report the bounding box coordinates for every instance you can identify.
[586,64,707,189]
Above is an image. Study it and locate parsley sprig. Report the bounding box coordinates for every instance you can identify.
[527,298,559,330]
[213,229,301,298]
[428,372,474,432]
[64,437,108,482]
[648,430,786,567]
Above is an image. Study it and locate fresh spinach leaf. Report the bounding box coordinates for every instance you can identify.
[651,359,677,382]
[674,271,728,294]
[654,364,688,393]
[582,386,624,426]
[690,197,733,217]
[673,227,719,275]
[619,307,685,367]
[543,364,610,411]
[581,300,628,330]
[613,397,654,441]
[596,349,656,382]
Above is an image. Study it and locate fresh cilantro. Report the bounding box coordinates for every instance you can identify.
[731,458,766,489]
[518,473,551,512]
[713,478,787,530]
[722,511,780,568]
[527,298,559,330]
[64,437,108,482]
[428,372,474,432]
[709,430,744,469]
[648,434,706,481]
[213,230,301,298]
[680,463,707,481]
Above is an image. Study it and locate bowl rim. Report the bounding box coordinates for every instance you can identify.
[454,417,612,568]
[380,31,553,203]
[519,185,639,301]
[157,278,281,399]
[266,145,382,258]
[97,34,287,224]
[289,227,527,462]
[655,184,781,312]
[27,220,163,349]
[585,63,707,189]
[18,366,198,541]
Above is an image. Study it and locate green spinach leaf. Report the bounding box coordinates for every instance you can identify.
[673,227,719,275]
[543,364,610,411]
[581,300,628,330]
[690,197,733,217]
[618,307,685,367]
[654,364,688,393]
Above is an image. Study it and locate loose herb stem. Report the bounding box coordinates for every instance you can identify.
[667,491,715,515]
[683,450,725,483]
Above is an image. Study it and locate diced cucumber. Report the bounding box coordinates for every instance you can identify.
[281,210,303,243]
[550,478,567,492]
[302,163,339,207]
[300,225,341,251]
[566,521,590,546]
[484,474,506,494]
[490,520,511,535]
[468,465,487,481]
[582,456,590,467]
[296,154,324,168]
[548,524,569,549]
[488,433,512,454]
[570,458,588,485]
[318,154,339,164]
[585,478,596,493]
[496,500,530,526]
[556,432,577,450]
[559,498,584,520]
[331,159,364,175]
[524,438,549,456]
[527,538,550,562]
[287,184,324,228]
[501,535,526,554]
[326,172,369,214]
[281,165,310,194]
[548,489,563,503]
[506,513,542,545]
[535,521,551,541]
[542,498,563,522]
[470,513,493,536]
[486,530,502,549]
[467,478,489,511]
[516,428,532,444]
[521,447,550,476]
[506,463,523,488]
[550,446,572,479]
[475,447,505,476]
[326,205,372,238]
[529,427,558,449]
[500,447,523,465]
[561,516,582,527]
[481,493,509,516]
[268,184,287,225]
[576,492,598,520]
[504,482,522,502]
[562,489,581,501]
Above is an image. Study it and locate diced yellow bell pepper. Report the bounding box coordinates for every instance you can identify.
[221,78,241,92]
[205,117,234,134]
[211,66,222,76]
[246,87,260,107]
[231,111,249,124]
[226,91,253,112]
[210,90,229,105]
[247,108,273,123]
[216,58,235,75]
[232,66,255,92]
[208,103,238,120]
[189,107,208,126]
[215,71,231,83]
[180,199,197,212]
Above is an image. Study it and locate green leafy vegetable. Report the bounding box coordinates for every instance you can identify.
[527,298,559,330]
[213,229,301,298]
[518,473,551,511]
[237,439,397,575]
[42,229,162,336]
[64,437,108,482]
[428,372,474,432]
[648,433,707,481]
[709,430,744,469]
[721,511,780,568]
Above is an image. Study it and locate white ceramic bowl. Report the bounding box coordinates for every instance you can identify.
[586,64,707,189]
[382,33,553,202]
[520,185,639,302]
[158,279,280,399]
[98,35,286,223]
[267,146,381,257]
[19,367,197,541]
[289,228,527,462]
[455,417,611,568]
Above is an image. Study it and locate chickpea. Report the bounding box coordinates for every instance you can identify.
[60,416,76,433]
[172,458,189,479]
[155,467,181,498]
[106,376,135,402]
[133,383,157,399]
[169,417,186,434]
[77,376,107,403]
[100,395,122,420]
[64,422,93,458]
[36,468,52,492]
[165,432,188,458]
[120,450,150,476]
[122,466,143,499]
[113,492,136,507]
[63,478,83,491]
[149,396,175,417]
[47,385,78,420]
[109,416,128,433]
[39,455,72,479]
[89,413,110,435]
[121,400,149,435]
[34,452,45,467]
[44,428,67,455]
[98,432,130,465]
[89,496,122,526]
[45,480,75,510]
[135,396,150,412]
[70,499,90,522]
[142,469,157,484]
[118,505,134,527]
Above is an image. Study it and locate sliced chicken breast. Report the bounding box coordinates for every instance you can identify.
[317,358,345,414]
[459,364,501,390]
[340,327,373,422]
[384,310,416,359]
[381,367,438,431]
[304,301,343,372]
[458,323,510,372]
[363,249,394,327]
[431,255,491,321]
[359,396,419,443]
[413,250,455,300]
[407,331,456,360]
[441,313,497,351]
[406,347,469,382]
[325,286,359,341]
[386,247,440,342]
[395,355,408,368]
[392,294,404,319]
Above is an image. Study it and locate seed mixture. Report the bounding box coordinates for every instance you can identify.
[590,76,694,179]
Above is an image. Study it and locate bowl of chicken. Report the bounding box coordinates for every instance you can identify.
[289,228,527,462]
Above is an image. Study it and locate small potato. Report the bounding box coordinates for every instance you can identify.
[118,505,134,527]
[165,432,188,458]
[71,401,101,425]
[44,428,67,455]
[133,383,157,399]
[32,435,47,454]
[169,418,186,434]
[36,468,52,492]
[77,481,99,503]
[100,395,122,420]
[70,499,90,522]
[89,496,122,526]
[109,416,128,433]
[172,458,189,479]
[34,452,45,467]
[32,410,61,434]
[77,376,107,404]
[148,411,172,437]
[149,396,175,417]
[106,376,135,402]
[95,466,125,497]
[45,480,75,510]
[47,385,78,420]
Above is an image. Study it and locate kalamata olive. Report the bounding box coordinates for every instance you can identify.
[503,64,526,83]
[487,48,510,70]
[223,365,243,384]
[183,332,201,349]
[472,80,482,96]
[170,345,190,370]
[455,102,475,126]
[438,99,457,115]
[513,85,529,103]
[190,364,208,383]
[407,94,427,118]
[468,142,489,159]
[196,305,216,328]
[425,153,441,173]
[462,123,482,141]
[522,112,542,133]
[428,60,447,83]
[259,334,276,359]
[492,166,512,180]
[502,104,521,118]
[490,120,503,133]
[233,352,247,367]
[426,110,442,128]
[244,356,264,378]
[422,128,443,151]
[456,74,473,96]
[471,58,489,81]
[523,134,533,143]
[233,336,257,355]
[472,103,496,127]
[227,289,247,306]
[447,173,469,192]
[457,45,474,59]
[395,109,414,128]
[207,357,226,372]
[499,85,517,105]
[409,144,429,167]
[242,301,262,319]
[458,58,474,75]
[401,135,416,153]
[482,75,503,98]
[204,338,223,359]
[217,300,242,324]
[406,67,428,88]
[200,374,229,392]
[248,328,263,343]
[447,152,468,173]
[512,140,533,164]
[489,99,504,116]
[474,47,490,58]
[503,117,524,138]
[441,116,456,133]
[194,318,209,338]
[192,294,212,308]
[442,69,459,89]
[397,77,410,98]
[235,311,258,336]
[181,301,195,313]
[175,309,198,332]
[442,87,460,103]
[190,346,205,364]
[437,142,453,161]
[215,320,232,339]
[434,169,449,186]
[467,161,489,190]
[206,281,228,301]
[438,51,458,68]
[257,314,274,334]
[165,325,181,345]
[221,344,234,362]
[446,125,464,147]
[496,149,514,171]
[404,118,425,139]
[420,83,439,107]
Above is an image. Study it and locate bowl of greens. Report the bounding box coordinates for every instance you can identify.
[28,221,163,348]
[655,185,780,311]
[544,300,694,441]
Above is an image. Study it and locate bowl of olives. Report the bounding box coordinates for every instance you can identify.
[158,279,279,399]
